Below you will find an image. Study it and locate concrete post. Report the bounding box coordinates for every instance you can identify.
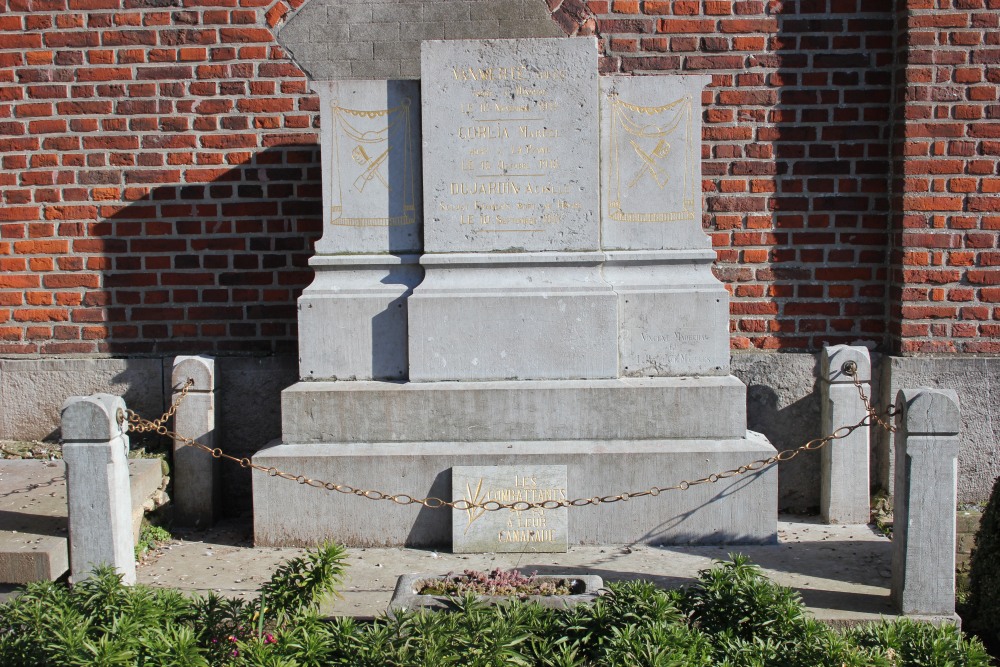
[890,387,960,619]
[820,345,872,524]
[172,355,219,528]
[61,393,136,585]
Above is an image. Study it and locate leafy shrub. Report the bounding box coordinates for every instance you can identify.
[676,553,804,642]
[967,474,1000,649]
[0,542,346,667]
[847,617,992,667]
[0,548,991,666]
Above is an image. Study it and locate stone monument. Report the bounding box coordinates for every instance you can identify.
[253,37,777,548]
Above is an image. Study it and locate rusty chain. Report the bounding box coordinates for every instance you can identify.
[123,367,896,512]
[844,360,896,433]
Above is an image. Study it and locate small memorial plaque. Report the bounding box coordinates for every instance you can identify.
[452,465,568,553]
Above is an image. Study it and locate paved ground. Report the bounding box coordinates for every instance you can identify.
[135,516,897,625]
[0,458,164,586]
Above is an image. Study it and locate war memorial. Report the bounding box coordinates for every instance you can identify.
[252,37,779,550]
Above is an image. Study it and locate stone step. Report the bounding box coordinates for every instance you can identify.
[0,458,164,584]
[253,434,778,548]
[282,376,748,444]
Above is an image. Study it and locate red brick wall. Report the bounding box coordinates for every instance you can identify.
[581,0,897,350]
[0,0,995,356]
[0,0,320,355]
[889,0,1000,354]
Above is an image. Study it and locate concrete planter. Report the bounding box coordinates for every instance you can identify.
[388,573,604,613]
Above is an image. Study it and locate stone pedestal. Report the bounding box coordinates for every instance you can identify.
[61,394,136,585]
[299,80,423,381]
[819,345,871,524]
[172,355,220,528]
[891,387,960,619]
[408,252,617,381]
[257,38,777,549]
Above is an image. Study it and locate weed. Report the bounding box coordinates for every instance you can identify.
[134,524,172,561]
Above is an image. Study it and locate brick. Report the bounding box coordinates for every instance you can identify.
[219,27,274,42]
[42,274,99,289]
[43,206,99,220]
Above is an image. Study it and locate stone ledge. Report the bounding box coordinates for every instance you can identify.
[281,376,749,443]
[252,433,777,547]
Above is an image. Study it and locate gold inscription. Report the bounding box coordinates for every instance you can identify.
[452,65,528,81]
[443,58,579,233]
[462,473,567,544]
[458,125,510,140]
[450,181,520,196]
[498,529,555,543]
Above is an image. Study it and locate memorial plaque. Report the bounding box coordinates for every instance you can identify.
[421,38,599,252]
[312,80,423,255]
[452,465,568,553]
[599,76,711,251]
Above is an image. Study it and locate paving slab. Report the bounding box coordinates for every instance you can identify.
[135,516,895,626]
[0,458,165,585]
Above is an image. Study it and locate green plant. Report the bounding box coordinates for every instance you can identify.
[966,474,1000,652]
[871,491,893,538]
[848,618,992,666]
[134,523,172,560]
[0,551,992,666]
[0,542,347,667]
[676,553,805,642]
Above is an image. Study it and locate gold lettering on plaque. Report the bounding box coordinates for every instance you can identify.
[461,473,567,542]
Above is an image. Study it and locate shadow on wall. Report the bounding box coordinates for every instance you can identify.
[712,6,897,510]
[96,144,321,357]
[95,144,321,514]
[709,4,894,351]
[747,382,821,512]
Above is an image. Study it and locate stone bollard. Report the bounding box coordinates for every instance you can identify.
[172,355,219,528]
[61,393,136,585]
[890,387,960,619]
[819,345,872,524]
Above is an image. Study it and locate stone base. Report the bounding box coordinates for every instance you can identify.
[281,376,749,443]
[252,434,777,547]
[408,252,617,381]
[297,254,423,381]
[605,250,731,377]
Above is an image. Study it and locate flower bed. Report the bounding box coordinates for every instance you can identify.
[389,568,603,612]
[0,546,992,666]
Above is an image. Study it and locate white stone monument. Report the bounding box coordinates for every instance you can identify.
[254,37,777,548]
[298,80,423,380]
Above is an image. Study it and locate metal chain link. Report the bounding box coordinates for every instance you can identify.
[845,360,897,433]
[124,369,895,512]
[123,378,194,436]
